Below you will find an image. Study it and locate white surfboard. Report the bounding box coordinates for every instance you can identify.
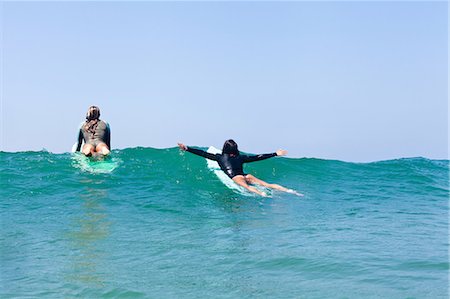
[206,146,270,197]
[71,142,79,153]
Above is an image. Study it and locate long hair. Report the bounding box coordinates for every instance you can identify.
[84,106,101,136]
[222,139,239,156]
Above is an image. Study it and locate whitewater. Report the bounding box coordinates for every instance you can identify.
[1,147,448,298]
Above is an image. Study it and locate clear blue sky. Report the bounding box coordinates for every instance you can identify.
[1,1,448,162]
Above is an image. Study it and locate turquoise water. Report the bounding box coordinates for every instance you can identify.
[1,148,448,298]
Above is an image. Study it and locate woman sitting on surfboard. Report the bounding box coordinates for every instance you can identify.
[75,106,111,157]
[178,139,301,197]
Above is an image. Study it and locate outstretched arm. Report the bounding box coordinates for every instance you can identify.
[178,143,218,161]
[243,149,287,163]
[75,130,83,152]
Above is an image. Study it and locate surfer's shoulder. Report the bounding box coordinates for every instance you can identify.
[103,120,110,129]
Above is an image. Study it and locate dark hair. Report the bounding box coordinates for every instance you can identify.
[222,139,239,155]
[86,105,100,121]
[84,106,101,136]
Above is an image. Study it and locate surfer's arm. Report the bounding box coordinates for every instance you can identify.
[105,123,111,149]
[242,153,277,163]
[243,149,286,162]
[75,130,83,152]
[186,147,218,161]
[178,143,218,161]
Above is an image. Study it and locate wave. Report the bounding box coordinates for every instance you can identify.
[1,147,448,200]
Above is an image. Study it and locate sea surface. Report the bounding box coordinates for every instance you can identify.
[1,147,448,298]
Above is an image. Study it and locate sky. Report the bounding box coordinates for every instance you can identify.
[1,1,448,162]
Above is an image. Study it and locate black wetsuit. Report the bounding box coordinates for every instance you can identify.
[76,120,111,152]
[186,147,277,179]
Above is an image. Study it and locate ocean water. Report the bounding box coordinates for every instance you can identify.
[1,147,448,299]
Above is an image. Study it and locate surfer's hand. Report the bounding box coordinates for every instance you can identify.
[178,143,187,151]
[276,149,287,156]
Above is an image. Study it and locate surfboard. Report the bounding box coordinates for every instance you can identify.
[71,142,79,153]
[206,146,271,197]
[71,152,118,174]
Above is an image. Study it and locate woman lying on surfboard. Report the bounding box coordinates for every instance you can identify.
[178,139,302,197]
[75,106,111,157]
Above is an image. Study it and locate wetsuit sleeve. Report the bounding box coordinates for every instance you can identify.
[105,123,111,149]
[242,153,277,163]
[186,147,218,161]
[75,129,83,152]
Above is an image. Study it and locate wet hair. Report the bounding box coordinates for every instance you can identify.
[222,139,239,155]
[84,106,101,136]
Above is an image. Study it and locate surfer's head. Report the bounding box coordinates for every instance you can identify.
[222,139,239,155]
[86,106,100,121]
